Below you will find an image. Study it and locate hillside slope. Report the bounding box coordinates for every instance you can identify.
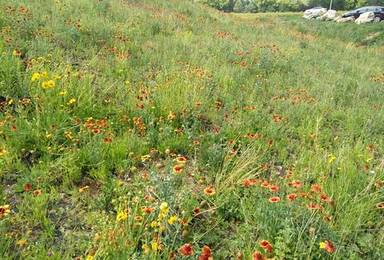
[0,0,384,259]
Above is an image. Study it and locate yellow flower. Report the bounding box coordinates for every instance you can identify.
[40,71,48,78]
[12,49,21,56]
[142,243,150,254]
[41,80,55,89]
[16,239,27,247]
[67,98,76,105]
[78,186,89,193]
[31,73,40,81]
[151,241,159,251]
[0,205,11,218]
[141,154,151,162]
[116,211,128,222]
[168,215,178,225]
[85,255,94,260]
[59,91,67,96]
[160,202,169,214]
[0,148,7,156]
[328,154,336,164]
[150,221,159,228]
[319,242,326,249]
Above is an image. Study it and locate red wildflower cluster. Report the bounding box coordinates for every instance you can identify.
[84,118,108,134]
[133,116,146,136]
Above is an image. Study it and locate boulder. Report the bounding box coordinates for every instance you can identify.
[303,8,327,20]
[355,12,375,24]
[319,10,337,21]
[335,16,355,23]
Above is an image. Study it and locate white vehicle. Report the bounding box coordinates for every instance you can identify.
[303,7,327,19]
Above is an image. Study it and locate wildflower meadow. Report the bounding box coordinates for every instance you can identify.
[0,0,383,259]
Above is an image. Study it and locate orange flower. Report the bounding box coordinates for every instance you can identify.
[299,192,309,198]
[268,196,280,203]
[323,215,333,222]
[320,193,332,203]
[261,181,270,188]
[311,184,322,193]
[307,203,322,210]
[252,251,266,260]
[287,180,302,188]
[198,245,212,260]
[176,156,188,164]
[23,183,32,192]
[204,186,216,196]
[193,207,201,215]
[173,165,184,174]
[320,240,335,254]
[33,189,42,196]
[179,243,193,256]
[92,128,101,134]
[103,137,112,143]
[269,185,279,192]
[242,178,259,188]
[259,240,273,253]
[376,202,384,209]
[141,207,154,214]
[286,193,298,201]
[374,180,384,189]
[245,133,261,139]
[272,114,282,122]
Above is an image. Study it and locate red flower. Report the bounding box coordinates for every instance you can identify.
[259,240,273,253]
[268,196,280,203]
[269,185,279,192]
[320,240,336,254]
[179,243,194,256]
[173,165,184,174]
[252,251,265,260]
[286,193,298,201]
[198,245,212,260]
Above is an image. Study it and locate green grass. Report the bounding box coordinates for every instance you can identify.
[0,0,384,259]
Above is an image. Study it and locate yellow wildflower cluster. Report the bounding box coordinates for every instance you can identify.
[142,202,179,254]
[31,71,61,89]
